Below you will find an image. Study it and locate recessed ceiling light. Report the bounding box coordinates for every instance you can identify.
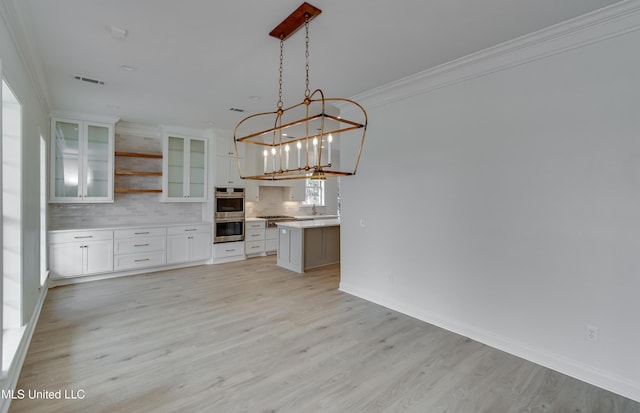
[110,25,127,39]
[120,65,136,72]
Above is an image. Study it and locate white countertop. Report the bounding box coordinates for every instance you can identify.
[49,221,212,232]
[245,217,266,222]
[294,215,339,220]
[276,218,340,229]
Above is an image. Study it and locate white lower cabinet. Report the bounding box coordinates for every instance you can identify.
[113,227,167,271]
[213,241,245,262]
[49,230,114,278]
[266,227,278,254]
[49,223,213,281]
[245,219,266,257]
[167,224,212,264]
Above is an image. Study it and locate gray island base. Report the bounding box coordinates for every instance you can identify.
[276,219,340,273]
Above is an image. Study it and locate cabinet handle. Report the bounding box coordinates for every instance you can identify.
[184,229,197,232]
[134,243,150,247]
[134,258,150,262]
[74,236,93,239]
[134,232,150,235]
[251,234,260,237]
[251,246,260,249]
[225,249,236,252]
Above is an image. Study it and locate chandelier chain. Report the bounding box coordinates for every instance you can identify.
[304,15,310,98]
[278,36,284,109]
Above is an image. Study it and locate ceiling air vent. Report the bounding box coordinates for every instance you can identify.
[73,75,105,85]
[229,108,245,112]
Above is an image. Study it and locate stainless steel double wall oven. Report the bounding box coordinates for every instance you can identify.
[214,187,245,243]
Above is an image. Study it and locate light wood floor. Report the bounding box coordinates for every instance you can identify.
[10,256,640,413]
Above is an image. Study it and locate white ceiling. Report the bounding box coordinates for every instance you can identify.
[18,0,620,132]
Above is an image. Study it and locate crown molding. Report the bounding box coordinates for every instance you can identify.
[160,124,214,139]
[0,0,52,115]
[115,121,162,139]
[348,0,640,109]
[51,111,119,125]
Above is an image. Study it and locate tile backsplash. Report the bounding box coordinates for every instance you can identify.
[48,133,332,229]
[49,193,203,229]
[245,186,325,217]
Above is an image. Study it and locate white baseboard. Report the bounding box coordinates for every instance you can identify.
[49,260,211,287]
[339,281,640,403]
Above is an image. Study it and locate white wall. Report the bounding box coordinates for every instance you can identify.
[0,1,49,411]
[0,0,48,326]
[340,3,640,402]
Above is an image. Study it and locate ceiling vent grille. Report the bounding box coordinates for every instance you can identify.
[229,108,245,112]
[73,75,105,85]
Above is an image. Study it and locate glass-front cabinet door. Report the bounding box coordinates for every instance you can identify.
[163,134,208,202]
[52,119,81,199]
[84,123,113,200]
[50,117,114,203]
[188,138,206,199]
[166,136,186,199]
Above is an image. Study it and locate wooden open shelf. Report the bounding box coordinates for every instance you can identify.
[115,151,163,159]
[115,188,163,194]
[114,150,163,194]
[115,170,162,176]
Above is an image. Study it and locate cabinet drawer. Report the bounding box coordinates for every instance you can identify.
[114,227,166,239]
[245,228,265,241]
[214,242,245,259]
[49,230,113,244]
[266,228,278,240]
[167,224,211,236]
[114,236,166,254]
[266,239,278,252]
[245,240,265,255]
[114,252,166,271]
[245,220,266,230]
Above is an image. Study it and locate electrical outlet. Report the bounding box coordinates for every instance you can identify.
[585,325,599,342]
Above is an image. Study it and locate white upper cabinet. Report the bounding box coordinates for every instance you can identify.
[215,137,244,187]
[163,133,208,202]
[50,116,116,203]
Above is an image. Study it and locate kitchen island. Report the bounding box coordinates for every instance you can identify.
[276,218,340,273]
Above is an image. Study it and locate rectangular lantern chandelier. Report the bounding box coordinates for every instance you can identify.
[233,2,367,181]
